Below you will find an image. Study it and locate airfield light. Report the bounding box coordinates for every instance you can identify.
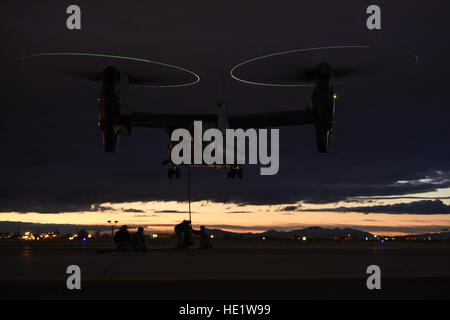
[302,236,307,241]
[262,236,266,240]
[152,234,158,239]
[21,232,35,240]
[210,235,215,239]
[333,94,337,99]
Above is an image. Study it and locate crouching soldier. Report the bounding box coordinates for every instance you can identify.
[192,225,212,250]
[132,226,147,251]
[174,220,193,250]
[114,225,132,251]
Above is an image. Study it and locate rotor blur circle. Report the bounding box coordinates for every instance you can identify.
[230,45,370,87]
[21,52,200,88]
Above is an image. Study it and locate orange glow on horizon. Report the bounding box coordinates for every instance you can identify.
[1,197,449,236]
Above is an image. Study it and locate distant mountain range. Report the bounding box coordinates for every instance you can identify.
[1,221,448,240]
[205,227,450,240]
[410,232,450,240]
[206,226,374,240]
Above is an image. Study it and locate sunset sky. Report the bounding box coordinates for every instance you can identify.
[1,2,449,237]
[2,187,449,236]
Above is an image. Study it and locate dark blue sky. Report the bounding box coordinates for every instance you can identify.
[1,0,450,213]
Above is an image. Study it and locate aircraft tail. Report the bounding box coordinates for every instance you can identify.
[118,72,132,136]
[217,72,229,132]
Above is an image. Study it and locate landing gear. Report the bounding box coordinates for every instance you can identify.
[316,128,333,153]
[168,167,181,179]
[227,166,243,179]
[238,168,243,179]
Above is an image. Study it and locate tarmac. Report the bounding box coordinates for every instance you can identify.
[1,239,449,299]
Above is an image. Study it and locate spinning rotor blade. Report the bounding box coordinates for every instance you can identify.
[49,69,185,86]
[331,66,374,78]
[128,74,175,86]
[259,64,373,84]
[59,70,101,82]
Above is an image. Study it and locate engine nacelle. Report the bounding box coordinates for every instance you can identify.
[313,87,335,153]
[98,67,132,153]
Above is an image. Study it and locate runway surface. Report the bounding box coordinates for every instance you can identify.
[1,239,449,299]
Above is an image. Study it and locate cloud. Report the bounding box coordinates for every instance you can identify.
[300,200,450,215]
[91,204,116,212]
[349,196,450,201]
[132,214,157,217]
[280,205,300,212]
[154,210,194,214]
[122,208,145,213]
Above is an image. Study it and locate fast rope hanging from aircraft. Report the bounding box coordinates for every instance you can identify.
[188,166,192,223]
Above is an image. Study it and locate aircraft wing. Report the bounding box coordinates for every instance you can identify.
[132,109,314,129]
[228,109,314,129]
[132,112,217,129]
